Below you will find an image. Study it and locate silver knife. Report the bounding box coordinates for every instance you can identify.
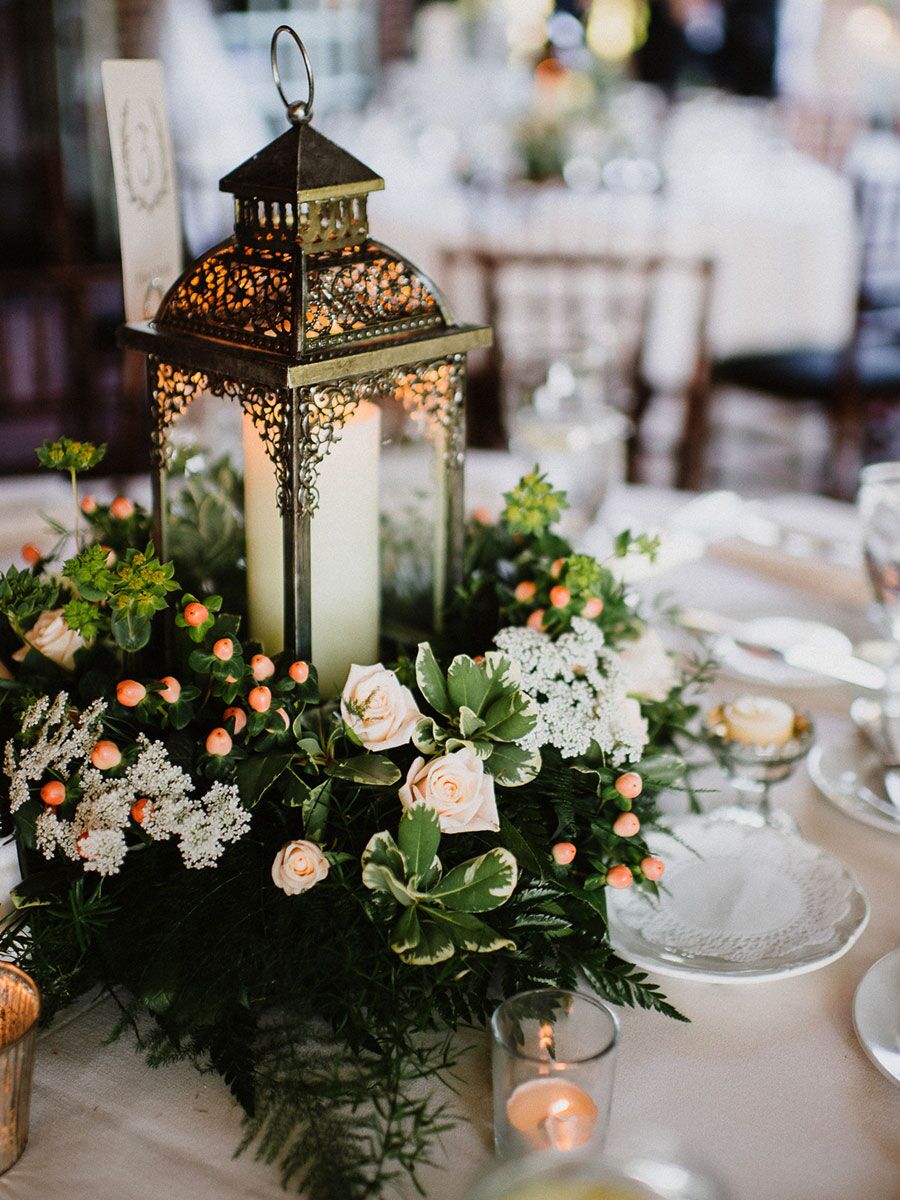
[678,608,886,691]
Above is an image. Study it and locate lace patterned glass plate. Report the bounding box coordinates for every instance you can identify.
[607,815,869,983]
[807,731,900,835]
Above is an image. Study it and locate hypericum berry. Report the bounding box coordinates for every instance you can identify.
[613,812,641,837]
[582,597,604,619]
[223,706,247,734]
[550,558,566,579]
[100,545,117,566]
[184,602,209,627]
[159,676,181,704]
[615,772,643,800]
[116,679,146,708]
[641,856,665,881]
[40,781,66,807]
[91,740,122,770]
[110,496,134,520]
[80,495,97,514]
[551,841,576,865]
[289,660,309,684]
[473,654,485,664]
[606,864,634,889]
[21,543,41,565]
[213,638,234,661]
[269,707,290,731]
[250,654,275,681]
[248,686,272,713]
[205,728,232,756]
[549,585,571,609]
[514,580,537,603]
[130,798,151,824]
[526,609,546,632]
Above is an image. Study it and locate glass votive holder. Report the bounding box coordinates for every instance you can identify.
[491,988,619,1160]
[0,962,40,1174]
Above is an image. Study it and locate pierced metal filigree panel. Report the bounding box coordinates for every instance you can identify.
[158,244,294,353]
[305,247,443,347]
[235,195,370,252]
[390,356,466,468]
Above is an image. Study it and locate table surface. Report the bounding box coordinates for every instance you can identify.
[2,484,899,1200]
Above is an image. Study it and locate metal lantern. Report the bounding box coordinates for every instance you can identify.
[120,26,491,668]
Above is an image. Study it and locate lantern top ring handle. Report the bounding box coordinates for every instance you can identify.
[271,25,315,125]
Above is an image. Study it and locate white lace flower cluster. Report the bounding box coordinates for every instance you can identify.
[493,618,649,765]
[7,694,251,876]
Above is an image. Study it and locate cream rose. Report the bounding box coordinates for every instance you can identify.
[13,608,86,671]
[271,840,330,895]
[399,748,499,835]
[340,663,421,751]
[619,628,677,702]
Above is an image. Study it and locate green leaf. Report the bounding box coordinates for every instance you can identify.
[109,608,151,652]
[413,716,444,755]
[479,691,538,743]
[397,802,441,887]
[485,741,542,787]
[430,847,517,912]
[633,753,686,787]
[415,643,452,717]
[446,655,491,714]
[360,830,405,882]
[361,862,417,907]
[236,752,293,808]
[399,918,455,966]
[390,906,422,956]
[326,755,401,787]
[458,706,485,739]
[301,779,331,842]
[499,816,545,876]
[424,909,516,954]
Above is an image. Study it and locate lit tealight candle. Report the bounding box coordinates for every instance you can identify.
[721,695,796,748]
[505,1078,599,1153]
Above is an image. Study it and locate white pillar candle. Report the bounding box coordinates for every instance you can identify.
[505,1078,599,1153]
[722,695,796,748]
[242,400,382,697]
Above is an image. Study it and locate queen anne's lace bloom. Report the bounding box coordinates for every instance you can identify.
[8,695,251,875]
[493,619,650,765]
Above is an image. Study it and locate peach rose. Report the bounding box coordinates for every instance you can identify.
[271,840,330,895]
[340,663,421,752]
[399,748,499,835]
[13,609,86,671]
[619,628,677,702]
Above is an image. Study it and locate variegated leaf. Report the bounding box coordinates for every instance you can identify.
[400,919,456,966]
[429,847,518,912]
[486,741,542,786]
[426,909,516,954]
[415,643,452,717]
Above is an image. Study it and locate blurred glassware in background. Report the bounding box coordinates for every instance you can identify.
[507,359,630,532]
[857,462,900,648]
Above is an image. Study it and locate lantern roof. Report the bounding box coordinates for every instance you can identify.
[219,123,384,205]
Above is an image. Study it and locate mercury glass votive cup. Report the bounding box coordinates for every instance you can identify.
[0,962,40,1174]
[491,988,619,1161]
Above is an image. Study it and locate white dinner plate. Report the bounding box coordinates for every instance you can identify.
[713,617,853,689]
[607,814,869,984]
[853,948,900,1086]
[808,731,900,835]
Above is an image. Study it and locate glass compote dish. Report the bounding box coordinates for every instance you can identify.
[704,696,814,831]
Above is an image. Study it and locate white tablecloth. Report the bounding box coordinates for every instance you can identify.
[2,485,900,1200]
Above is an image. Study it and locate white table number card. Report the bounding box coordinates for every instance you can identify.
[101,59,183,323]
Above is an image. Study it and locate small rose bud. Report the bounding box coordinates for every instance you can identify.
[21,543,41,566]
[615,772,643,799]
[184,602,209,627]
[472,506,492,524]
[606,864,634,889]
[116,679,146,708]
[514,580,537,603]
[130,798,151,824]
[641,856,665,881]
[40,780,66,807]
[550,558,565,579]
[248,686,272,713]
[549,585,571,609]
[159,676,181,704]
[110,496,134,520]
[223,705,247,734]
[613,812,641,837]
[582,597,604,619]
[91,740,122,770]
[213,638,234,661]
[526,609,546,632]
[289,661,309,684]
[250,653,275,681]
[552,841,576,865]
[80,495,97,515]
[205,727,233,756]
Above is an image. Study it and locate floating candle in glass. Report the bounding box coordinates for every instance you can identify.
[491,988,619,1160]
[719,696,796,748]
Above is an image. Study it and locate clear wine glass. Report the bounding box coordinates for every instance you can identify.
[858,463,900,652]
